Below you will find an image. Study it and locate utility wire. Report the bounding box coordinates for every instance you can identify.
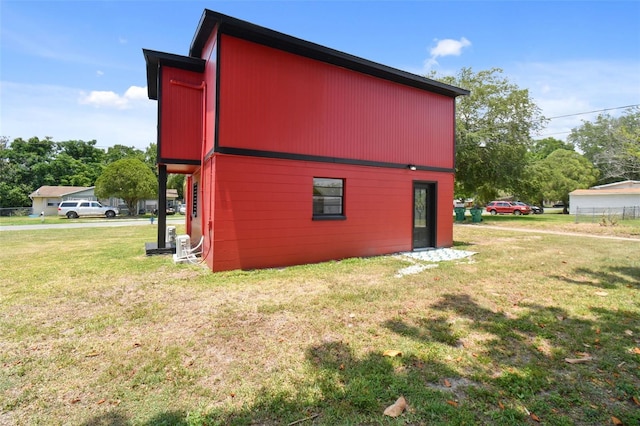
[538,131,571,137]
[535,104,639,138]
[544,104,639,121]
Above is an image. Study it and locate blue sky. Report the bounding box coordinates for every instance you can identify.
[1,0,639,150]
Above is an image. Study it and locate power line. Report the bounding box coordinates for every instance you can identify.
[537,131,571,137]
[536,104,639,138]
[545,104,639,121]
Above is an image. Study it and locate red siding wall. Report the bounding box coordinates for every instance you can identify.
[218,35,455,169]
[205,154,454,272]
[159,67,205,162]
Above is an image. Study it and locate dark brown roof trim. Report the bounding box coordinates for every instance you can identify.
[189,9,469,98]
[214,146,455,174]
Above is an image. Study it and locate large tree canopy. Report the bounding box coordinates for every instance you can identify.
[529,137,575,161]
[51,140,106,187]
[537,149,599,213]
[431,68,546,204]
[0,137,57,206]
[95,158,157,216]
[513,138,577,206]
[0,136,32,207]
[568,108,640,184]
[104,144,144,164]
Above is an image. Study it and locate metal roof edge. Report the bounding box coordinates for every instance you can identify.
[591,180,640,189]
[61,186,95,196]
[29,185,94,199]
[570,188,640,195]
[142,49,206,100]
[189,9,469,98]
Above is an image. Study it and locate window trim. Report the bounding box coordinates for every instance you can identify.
[312,177,346,220]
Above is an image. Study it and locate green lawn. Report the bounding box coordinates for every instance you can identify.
[1,222,639,425]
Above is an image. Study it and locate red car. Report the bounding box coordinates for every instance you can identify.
[485,201,531,215]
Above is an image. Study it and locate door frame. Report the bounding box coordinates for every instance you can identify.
[412,181,437,250]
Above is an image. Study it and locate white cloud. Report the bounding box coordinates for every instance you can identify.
[424,37,471,71]
[79,85,149,109]
[1,81,156,149]
[124,85,149,101]
[430,37,471,58]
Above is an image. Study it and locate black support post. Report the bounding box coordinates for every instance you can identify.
[158,164,167,248]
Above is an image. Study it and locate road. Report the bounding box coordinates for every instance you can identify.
[0,217,184,232]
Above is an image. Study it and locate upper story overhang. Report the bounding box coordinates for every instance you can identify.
[143,50,206,100]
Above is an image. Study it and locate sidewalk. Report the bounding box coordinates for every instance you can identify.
[462,223,640,242]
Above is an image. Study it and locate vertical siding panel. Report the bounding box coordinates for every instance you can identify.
[219,35,454,169]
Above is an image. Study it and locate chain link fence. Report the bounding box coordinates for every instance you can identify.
[0,207,33,217]
[574,206,640,224]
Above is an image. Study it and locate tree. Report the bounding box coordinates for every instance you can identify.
[0,137,33,207]
[5,137,57,188]
[0,137,9,177]
[0,137,57,206]
[512,161,547,208]
[430,68,546,204]
[537,149,599,213]
[512,138,576,206]
[56,139,105,164]
[48,152,104,187]
[568,108,640,183]
[167,174,185,200]
[52,140,105,186]
[94,158,157,216]
[529,137,575,161]
[104,144,145,165]
[144,143,157,174]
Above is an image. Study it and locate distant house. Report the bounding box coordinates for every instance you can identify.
[29,185,179,216]
[29,186,97,216]
[143,10,468,271]
[569,180,640,217]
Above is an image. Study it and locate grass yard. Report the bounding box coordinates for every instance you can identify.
[1,221,639,425]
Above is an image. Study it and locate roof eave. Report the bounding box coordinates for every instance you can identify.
[142,49,206,100]
[189,9,469,98]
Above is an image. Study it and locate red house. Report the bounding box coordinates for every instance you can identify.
[143,10,468,272]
